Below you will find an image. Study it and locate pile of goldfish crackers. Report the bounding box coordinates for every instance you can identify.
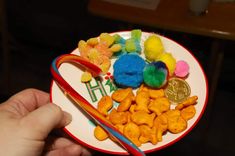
[94,84,198,147]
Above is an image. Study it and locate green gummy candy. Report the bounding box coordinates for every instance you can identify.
[125,38,136,52]
[131,29,142,41]
[113,34,121,42]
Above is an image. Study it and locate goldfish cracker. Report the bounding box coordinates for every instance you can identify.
[129,104,137,114]
[166,109,181,119]
[111,88,133,102]
[131,111,155,127]
[165,109,187,134]
[157,52,176,76]
[115,124,125,134]
[175,96,198,110]
[109,109,128,125]
[144,34,164,62]
[117,97,133,112]
[139,125,158,145]
[123,122,142,147]
[167,115,187,134]
[148,88,165,99]
[81,71,92,83]
[87,37,99,46]
[99,33,115,47]
[137,84,149,94]
[148,97,170,116]
[97,96,113,116]
[135,91,150,113]
[94,125,109,141]
[153,113,168,142]
[180,105,196,121]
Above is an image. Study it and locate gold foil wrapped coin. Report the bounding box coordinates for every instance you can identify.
[164,78,191,104]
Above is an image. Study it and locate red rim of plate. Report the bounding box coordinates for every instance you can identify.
[50,30,209,155]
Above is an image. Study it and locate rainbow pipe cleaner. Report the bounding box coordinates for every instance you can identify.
[51,54,145,156]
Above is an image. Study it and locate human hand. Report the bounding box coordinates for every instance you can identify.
[0,88,91,156]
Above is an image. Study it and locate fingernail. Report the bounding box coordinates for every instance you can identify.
[63,111,72,125]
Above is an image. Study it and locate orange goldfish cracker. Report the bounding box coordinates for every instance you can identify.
[165,109,187,134]
[180,105,196,121]
[109,109,128,125]
[111,88,133,102]
[131,111,155,127]
[117,97,132,112]
[94,125,109,141]
[97,96,113,116]
[87,37,98,46]
[115,124,125,134]
[148,97,170,116]
[153,113,168,132]
[139,125,158,145]
[175,96,198,110]
[168,116,187,134]
[126,111,132,123]
[123,122,141,147]
[81,71,92,83]
[153,113,168,142]
[166,109,181,119]
[129,104,136,114]
[135,91,150,113]
[137,84,149,94]
[149,88,165,99]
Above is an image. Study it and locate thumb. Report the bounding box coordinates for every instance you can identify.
[20,104,72,140]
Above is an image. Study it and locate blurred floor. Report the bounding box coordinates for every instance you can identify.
[1,0,235,155]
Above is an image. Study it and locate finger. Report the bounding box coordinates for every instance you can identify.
[3,88,50,116]
[44,144,92,156]
[45,136,77,151]
[20,104,72,140]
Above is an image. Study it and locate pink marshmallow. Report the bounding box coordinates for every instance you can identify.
[174,60,189,77]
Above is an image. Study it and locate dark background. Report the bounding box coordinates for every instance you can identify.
[1,0,235,155]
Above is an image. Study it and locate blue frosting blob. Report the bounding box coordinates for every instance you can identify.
[113,54,146,88]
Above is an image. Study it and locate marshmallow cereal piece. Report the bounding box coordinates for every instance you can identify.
[81,71,92,83]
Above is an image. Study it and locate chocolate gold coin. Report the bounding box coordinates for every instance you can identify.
[164,78,191,104]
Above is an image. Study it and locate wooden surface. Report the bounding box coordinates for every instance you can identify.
[88,0,235,40]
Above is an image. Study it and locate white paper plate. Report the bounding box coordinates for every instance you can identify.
[50,31,208,155]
